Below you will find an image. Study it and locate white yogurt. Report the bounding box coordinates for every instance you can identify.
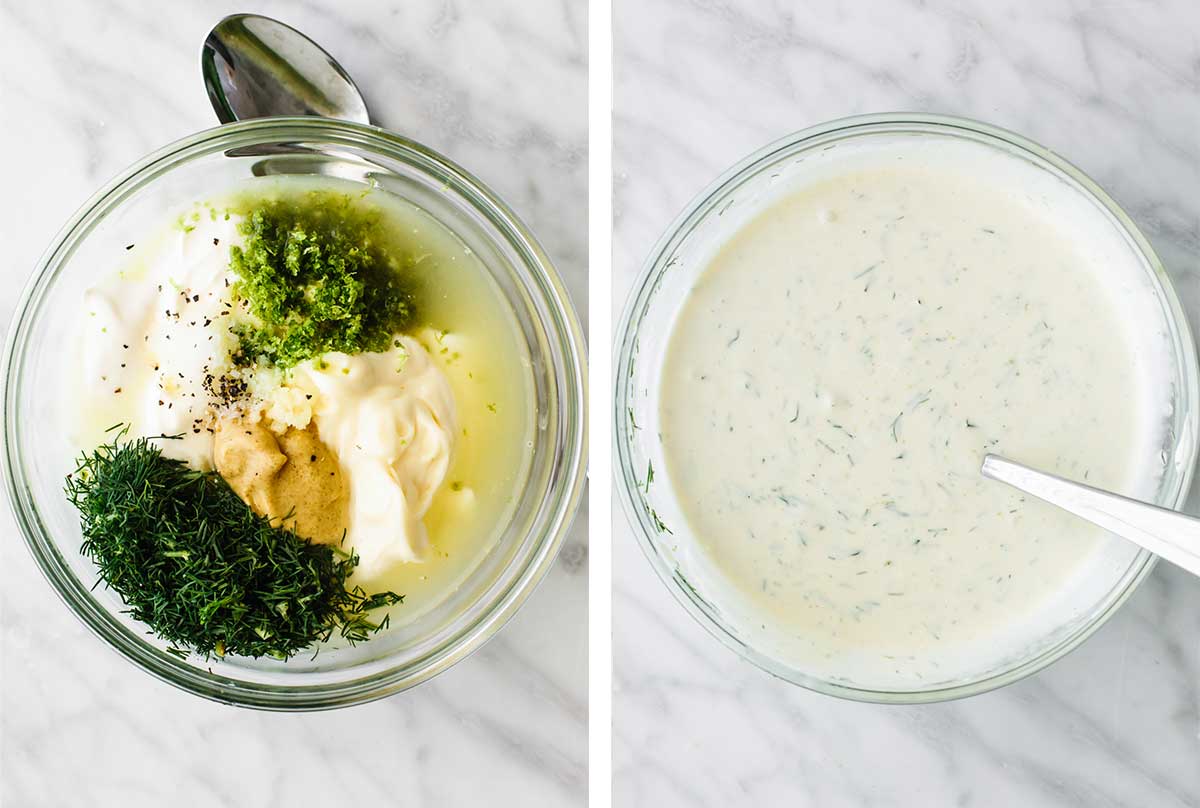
[659,137,1171,687]
[81,213,245,469]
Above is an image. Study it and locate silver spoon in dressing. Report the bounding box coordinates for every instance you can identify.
[201,13,371,124]
[982,454,1200,577]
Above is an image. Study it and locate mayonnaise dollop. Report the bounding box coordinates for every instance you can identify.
[271,335,457,575]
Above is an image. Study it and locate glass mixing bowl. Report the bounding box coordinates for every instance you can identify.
[614,113,1199,703]
[3,117,586,710]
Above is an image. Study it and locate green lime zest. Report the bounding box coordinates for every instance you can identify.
[229,192,416,369]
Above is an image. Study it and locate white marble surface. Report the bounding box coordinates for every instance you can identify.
[0,1,586,805]
[614,2,1200,806]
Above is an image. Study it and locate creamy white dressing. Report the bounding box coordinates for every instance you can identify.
[659,140,1170,687]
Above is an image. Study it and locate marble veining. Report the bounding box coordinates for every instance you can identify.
[615,1,1200,806]
[0,1,586,805]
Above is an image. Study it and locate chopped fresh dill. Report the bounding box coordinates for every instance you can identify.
[649,507,673,534]
[65,430,401,660]
[675,573,711,609]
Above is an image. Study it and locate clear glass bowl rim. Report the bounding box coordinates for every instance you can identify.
[613,111,1199,704]
[3,116,588,710]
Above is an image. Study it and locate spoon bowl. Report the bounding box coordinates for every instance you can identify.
[202,13,371,125]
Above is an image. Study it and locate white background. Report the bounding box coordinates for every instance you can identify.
[614,2,1200,806]
[0,1,587,805]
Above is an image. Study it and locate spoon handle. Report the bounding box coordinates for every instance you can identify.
[981,454,1200,578]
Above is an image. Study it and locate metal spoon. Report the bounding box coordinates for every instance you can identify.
[201,13,370,124]
[982,454,1200,578]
